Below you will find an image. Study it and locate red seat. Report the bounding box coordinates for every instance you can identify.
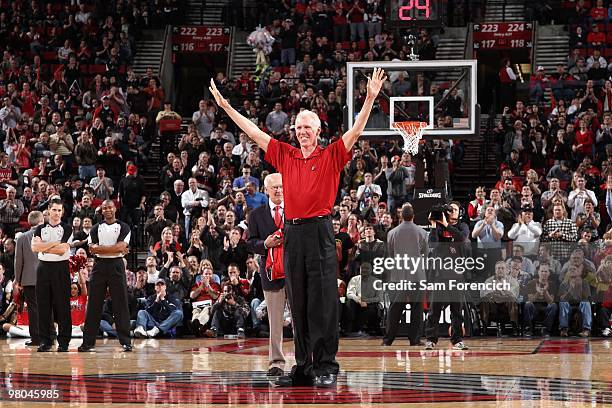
[41,51,58,62]
[358,40,366,50]
[89,64,107,75]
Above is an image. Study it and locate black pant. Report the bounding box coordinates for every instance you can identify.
[384,299,423,345]
[343,299,379,333]
[36,260,71,347]
[210,306,245,335]
[22,285,40,343]
[425,301,464,345]
[284,219,339,378]
[83,258,132,346]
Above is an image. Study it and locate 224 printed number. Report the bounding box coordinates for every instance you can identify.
[6,389,60,399]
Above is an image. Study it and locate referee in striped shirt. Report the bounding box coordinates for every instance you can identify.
[78,200,133,352]
[31,197,73,352]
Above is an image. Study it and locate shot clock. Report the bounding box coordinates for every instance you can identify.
[387,0,442,27]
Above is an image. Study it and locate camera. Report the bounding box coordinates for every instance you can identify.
[428,203,452,222]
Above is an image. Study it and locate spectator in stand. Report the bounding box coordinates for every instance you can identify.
[546,161,572,184]
[233,165,259,193]
[89,167,114,201]
[181,178,209,240]
[591,0,608,23]
[205,282,250,339]
[189,261,221,336]
[522,262,558,337]
[542,204,578,261]
[244,182,267,210]
[558,265,592,337]
[499,59,517,109]
[155,101,182,123]
[192,100,216,139]
[541,178,568,209]
[74,132,98,181]
[587,24,605,49]
[133,278,183,338]
[568,175,598,222]
[0,186,24,238]
[508,207,542,257]
[118,163,146,227]
[573,119,594,164]
[587,48,607,70]
[529,66,548,105]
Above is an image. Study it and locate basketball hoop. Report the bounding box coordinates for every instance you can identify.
[392,121,429,155]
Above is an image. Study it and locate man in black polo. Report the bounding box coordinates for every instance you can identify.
[31,198,73,352]
[78,200,133,352]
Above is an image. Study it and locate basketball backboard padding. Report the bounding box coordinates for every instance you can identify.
[346,60,478,139]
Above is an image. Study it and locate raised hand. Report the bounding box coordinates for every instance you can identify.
[209,78,231,110]
[366,67,387,100]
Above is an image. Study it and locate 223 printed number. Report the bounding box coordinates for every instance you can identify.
[5,389,60,399]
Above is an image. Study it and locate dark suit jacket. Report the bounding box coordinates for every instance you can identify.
[14,227,39,286]
[247,202,285,291]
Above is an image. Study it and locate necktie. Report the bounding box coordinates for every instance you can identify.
[274,205,283,228]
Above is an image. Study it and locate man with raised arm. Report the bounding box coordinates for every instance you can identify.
[209,68,386,387]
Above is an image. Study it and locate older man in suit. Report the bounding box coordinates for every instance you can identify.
[383,203,428,346]
[13,211,44,347]
[247,173,288,377]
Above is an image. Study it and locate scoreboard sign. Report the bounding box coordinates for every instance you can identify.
[473,22,533,50]
[172,26,230,53]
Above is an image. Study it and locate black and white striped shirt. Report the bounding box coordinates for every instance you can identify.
[88,221,131,259]
[34,222,73,262]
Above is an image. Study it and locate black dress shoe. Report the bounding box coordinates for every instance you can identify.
[314,373,337,387]
[274,374,314,387]
[122,344,133,352]
[57,345,69,352]
[267,367,284,376]
[37,344,52,352]
[381,340,393,346]
[25,340,40,347]
[77,344,96,352]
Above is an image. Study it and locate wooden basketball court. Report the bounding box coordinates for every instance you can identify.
[0,337,610,406]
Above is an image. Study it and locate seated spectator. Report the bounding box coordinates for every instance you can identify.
[587,24,605,49]
[569,26,587,49]
[522,262,559,337]
[558,265,592,337]
[559,247,597,283]
[479,261,519,335]
[133,279,183,338]
[507,255,533,289]
[342,263,382,336]
[190,262,221,336]
[205,283,249,338]
[593,260,612,337]
[529,66,548,105]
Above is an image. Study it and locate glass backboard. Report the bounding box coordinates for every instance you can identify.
[346,60,478,139]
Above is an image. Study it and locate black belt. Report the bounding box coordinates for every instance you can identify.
[285,215,331,225]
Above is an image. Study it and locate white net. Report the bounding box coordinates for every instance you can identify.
[391,121,429,155]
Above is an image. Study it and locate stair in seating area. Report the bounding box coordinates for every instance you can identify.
[450,114,499,201]
[484,0,526,22]
[185,0,228,24]
[432,27,467,86]
[132,30,165,77]
[229,34,257,78]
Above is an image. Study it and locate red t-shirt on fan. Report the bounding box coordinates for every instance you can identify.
[70,295,88,326]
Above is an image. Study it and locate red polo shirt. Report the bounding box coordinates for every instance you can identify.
[265,138,352,219]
